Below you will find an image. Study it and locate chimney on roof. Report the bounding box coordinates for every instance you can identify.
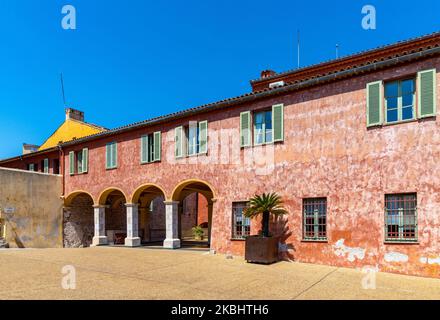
[22,143,39,155]
[65,108,84,122]
[260,70,276,79]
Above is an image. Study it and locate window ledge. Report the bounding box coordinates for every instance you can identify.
[384,240,419,245]
[140,160,160,165]
[106,167,118,171]
[241,140,284,149]
[383,118,418,127]
[230,238,246,241]
[301,239,328,243]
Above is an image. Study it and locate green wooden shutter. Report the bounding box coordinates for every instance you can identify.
[106,143,114,169]
[175,126,183,158]
[29,163,34,171]
[418,69,437,118]
[272,104,284,142]
[112,142,117,168]
[198,121,208,154]
[43,158,49,173]
[82,148,88,173]
[366,81,383,127]
[240,111,251,147]
[153,131,161,161]
[141,135,148,163]
[69,151,75,175]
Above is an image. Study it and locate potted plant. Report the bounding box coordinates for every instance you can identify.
[244,192,287,264]
[192,225,204,241]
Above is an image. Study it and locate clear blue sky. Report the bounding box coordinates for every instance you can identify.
[0,0,439,159]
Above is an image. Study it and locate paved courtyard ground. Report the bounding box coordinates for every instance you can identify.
[1,247,440,300]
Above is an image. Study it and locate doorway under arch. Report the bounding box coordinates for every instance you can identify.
[171,180,216,248]
[98,188,127,245]
[131,184,167,245]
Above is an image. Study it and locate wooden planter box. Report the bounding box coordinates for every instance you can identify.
[245,236,279,264]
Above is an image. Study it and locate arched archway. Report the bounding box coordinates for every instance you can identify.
[63,191,94,247]
[171,179,216,248]
[131,184,167,244]
[98,187,128,206]
[98,188,127,245]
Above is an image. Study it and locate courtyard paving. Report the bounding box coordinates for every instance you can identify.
[0,246,439,300]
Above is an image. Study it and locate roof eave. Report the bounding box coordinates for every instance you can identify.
[59,45,440,148]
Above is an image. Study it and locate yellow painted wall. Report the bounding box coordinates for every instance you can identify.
[0,168,63,248]
[38,119,105,151]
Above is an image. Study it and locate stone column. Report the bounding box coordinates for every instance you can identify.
[163,200,181,249]
[92,205,108,246]
[125,203,141,247]
[207,202,213,246]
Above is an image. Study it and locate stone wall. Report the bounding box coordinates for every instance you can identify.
[0,167,62,248]
[63,194,94,247]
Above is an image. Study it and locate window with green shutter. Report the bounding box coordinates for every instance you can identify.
[418,69,437,118]
[69,151,75,175]
[140,135,149,163]
[141,132,161,163]
[240,111,251,147]
[198,121,208,154]
[43,158,49,173]
[153,131,161,161]
[77,151,83,173]
[175,126,183,158]
[176,122,207,158]
[272,104,284,142]
[82,148,88,173]
[106,142,117,169]
[28,163,35,172]
[366,80,383,127]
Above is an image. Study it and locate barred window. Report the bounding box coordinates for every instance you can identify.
[232,202,251,239]
[303,198,327,241]
[385,193,417,242]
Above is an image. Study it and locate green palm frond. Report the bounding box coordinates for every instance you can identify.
[244,192,288,218]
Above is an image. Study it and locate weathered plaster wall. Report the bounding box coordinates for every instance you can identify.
[0,150,60,174]
[0,168,63,248]
[63,57,440,278]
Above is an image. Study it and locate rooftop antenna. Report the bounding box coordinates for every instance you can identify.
[60,73,67,107]
[297,29,300,68]
[336,44,339,59]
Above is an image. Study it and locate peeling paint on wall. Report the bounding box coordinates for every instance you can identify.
[384,252,408,263]
[420,256,440,265]
[333,239,366,262]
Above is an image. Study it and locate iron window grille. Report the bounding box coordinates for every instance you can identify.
[385,193,417,242]
[232,202,251,239]
[303,198,327,241]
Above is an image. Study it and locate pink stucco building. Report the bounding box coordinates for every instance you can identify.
[2,32,440,278]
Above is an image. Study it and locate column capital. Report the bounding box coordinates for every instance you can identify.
[93,204,109,209]
[163,200,179,205]
[211,198,218,203]
[125,203,139,208]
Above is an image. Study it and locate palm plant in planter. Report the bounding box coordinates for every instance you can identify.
[244,193,287,264]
